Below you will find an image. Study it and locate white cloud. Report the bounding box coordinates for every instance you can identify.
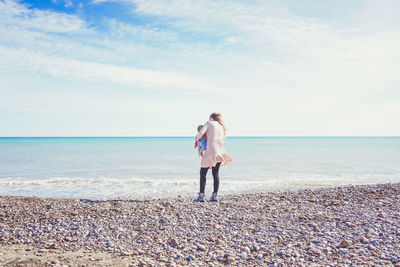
[0,46,220,92]
[3,0,400,97]
[92,0,400,79]
[64,0,73,8]
[0,0,88,33]
[0,0,224,92]
[106,18,178,43]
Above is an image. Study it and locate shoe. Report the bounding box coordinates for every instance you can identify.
[210,192,218,202]
[194,193,205,202]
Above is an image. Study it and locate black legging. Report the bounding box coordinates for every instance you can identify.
[200,162,221,194]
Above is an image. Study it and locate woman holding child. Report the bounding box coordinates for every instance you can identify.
[194,113,232,202]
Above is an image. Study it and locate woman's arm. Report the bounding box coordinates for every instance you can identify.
[196,121,208,141]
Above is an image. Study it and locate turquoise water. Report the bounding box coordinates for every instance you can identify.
[0,137,399,199]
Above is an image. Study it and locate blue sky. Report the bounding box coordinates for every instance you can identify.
[1,0,399,136]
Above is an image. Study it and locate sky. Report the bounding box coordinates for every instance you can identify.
[0,0,399,136]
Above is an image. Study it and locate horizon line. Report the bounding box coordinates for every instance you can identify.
[0,135,399,138]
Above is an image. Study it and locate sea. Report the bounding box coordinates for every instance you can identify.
[0,137,399,199]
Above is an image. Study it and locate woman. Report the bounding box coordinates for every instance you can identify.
[194,112,233,202]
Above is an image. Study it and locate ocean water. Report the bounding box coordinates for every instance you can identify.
[0,137,399,199]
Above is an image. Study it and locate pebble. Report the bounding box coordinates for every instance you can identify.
[378,212,387,218]
[70,210,79,216]
[48,243,57,249]
[170,238,179,247]
[339,240,351,248]
[331,201,340,206]
[358,249,366,254]
[186,255,195,261]
[309,248,321,255]
[174,253,183,259]
[195,243,205,250]
[344,222,355,227]
[323,232,335,237]
[241,246,250,253]
[238,252,247,259]
[309,223,318,229]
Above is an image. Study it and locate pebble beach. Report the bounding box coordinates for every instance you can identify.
[1,183,400,266]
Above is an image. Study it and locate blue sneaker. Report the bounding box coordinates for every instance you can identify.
[210,192,218,202]
[194,193,205,202]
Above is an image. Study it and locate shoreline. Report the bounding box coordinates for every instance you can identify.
[0,180,393,202]
[1,183,399,266]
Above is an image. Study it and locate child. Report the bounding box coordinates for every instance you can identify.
[195,125,207,157]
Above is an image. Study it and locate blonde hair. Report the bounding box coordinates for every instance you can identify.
[210,112,226,136]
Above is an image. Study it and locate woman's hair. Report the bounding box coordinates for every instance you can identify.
[210,112,226,136]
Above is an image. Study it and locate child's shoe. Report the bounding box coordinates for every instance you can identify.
[194,193,205,202]
[210,192,218,202]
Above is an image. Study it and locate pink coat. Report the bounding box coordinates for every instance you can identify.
[196,120,233,168]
